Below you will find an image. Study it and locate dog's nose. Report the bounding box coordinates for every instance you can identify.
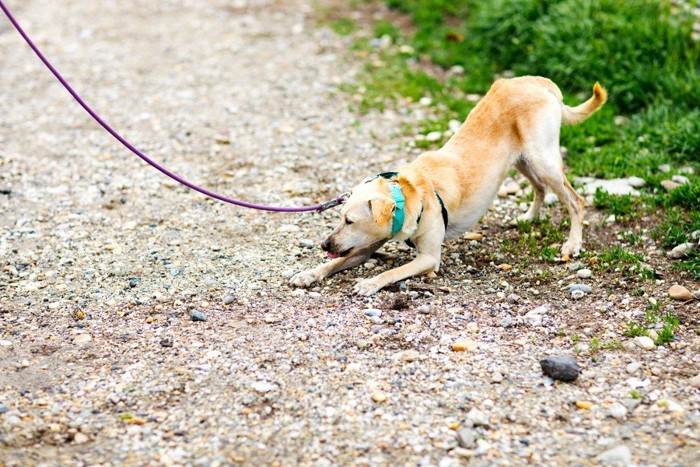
[320,238,331,251]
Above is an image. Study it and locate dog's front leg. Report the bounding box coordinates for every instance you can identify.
[353,232,442,296]
[290,246,379,288]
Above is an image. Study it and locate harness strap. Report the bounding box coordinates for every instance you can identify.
[405,190,449,249]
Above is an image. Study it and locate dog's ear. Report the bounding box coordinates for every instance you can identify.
[369,197,396,227]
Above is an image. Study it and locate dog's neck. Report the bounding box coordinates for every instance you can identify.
[392,176,422,239]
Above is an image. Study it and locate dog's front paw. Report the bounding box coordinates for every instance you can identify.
[353,278,384,296]
[561,240,582,260]
[290,270,322,288]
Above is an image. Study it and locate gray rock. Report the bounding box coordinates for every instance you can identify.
[597,445,632,466]
[223,295,236,305]
[671,174,690,185]
[540,355,581,382]
[363,308,381,318]
[466,408,489,427]
[456,427,476,448]
[190,310,207,322]
[570,284,592,293]
[609,402,628,420]
[0,186,12,195]
[506,293,520,304]
[160,337,174,347]
[625,361,641,374]
[524,305,549,326]
[0,404,9,413]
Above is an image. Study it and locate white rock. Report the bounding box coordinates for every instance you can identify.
[73,334,92,346]
[576,268,592,279]
[689,373,700,388]
[425,131,442,142]
[671,174,690,185]
[659,399,685,413]
[633,336,655,351]
[578,178,641,196]
[544,192,559,205]
[627,176,646,188]
[524,305,549,326]
[625,361,641,374]
[0,340,13,347]
[609,402,628,420]
[251,381,277,393]
[466,408,489,427]
[597,445,632,466]
[658,164,671,173]
[73,432,89,444]
[667,242,695,259]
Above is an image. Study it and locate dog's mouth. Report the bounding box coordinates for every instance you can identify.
[327,248,352,259]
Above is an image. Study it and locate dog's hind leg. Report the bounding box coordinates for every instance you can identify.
[515,157,547,222]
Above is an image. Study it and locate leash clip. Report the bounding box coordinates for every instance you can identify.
[317,192,350,212]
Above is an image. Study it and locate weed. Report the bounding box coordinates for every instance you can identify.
[623,321,647,338]
[630,390,642,400]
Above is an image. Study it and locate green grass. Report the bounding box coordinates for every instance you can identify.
[328,0,700,277]
[623,301,681,345]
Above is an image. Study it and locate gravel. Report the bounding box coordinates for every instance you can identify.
[0,0,699,465]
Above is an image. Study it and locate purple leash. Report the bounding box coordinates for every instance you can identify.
[0,0,346,213]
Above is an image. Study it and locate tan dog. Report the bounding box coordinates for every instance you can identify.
[291,76,607,295]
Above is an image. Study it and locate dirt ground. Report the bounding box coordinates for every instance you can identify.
[1,1,698,465]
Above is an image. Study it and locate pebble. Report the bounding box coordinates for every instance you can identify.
[452,339,479,352]
[544,192,559,205]
[608,402,628,420]
[524,305,549,326]
[0,340,12,347]
[576,268,592,279]
[464,232,483,241]
[667,243,694,259]
[506,293,520,304]
[660,180,680,191]
[571,290,585,300]
[401,350,420,362]
[0,404,9,413]
[251,381,277,393]
[540,355,581,382]
[568,262,584,271]
[0,186,12,195]
[569,284,592,293]
[190,310,207,322]
[575,400,592,410]
[491,372,503,383]
[597,445,632,466]
[466,408,489,427]
[633,336,655,351]
[668,284,692,301]
[160,337,174,348]
[73,334,92,346]
[223,295,236,305]
[363,309,381,318]
[417,305,431,314]
[73,432,89,444]
[689,374,700,388]
[658,399,685,414]
[625,362,641,374]
[370,390,388,403]
[456,427,475,448]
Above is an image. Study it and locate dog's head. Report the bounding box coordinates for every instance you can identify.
[321,179,396,258]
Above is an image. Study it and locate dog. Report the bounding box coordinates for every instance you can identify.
[291,76,607,296]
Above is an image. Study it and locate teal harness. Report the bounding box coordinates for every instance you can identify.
[373,172,448,240]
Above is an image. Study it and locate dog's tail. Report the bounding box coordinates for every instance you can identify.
[561,82,607,125]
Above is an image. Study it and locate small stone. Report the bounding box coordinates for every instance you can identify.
[190,310,207,322]
[491,372,503,383]
[597,445,632,466]
[660,180,680,191]
[500,316,514,328]
[160,337,174,348]
[647,329,659,342]
[401,350,420,362]
[544,192,559,205]
[363,309,381,318]
[688,374,700,388]
[126,417,147,425]
[667,243,695,259]
[569,284,592,293]
[575,400,592,410]
[425,131,442,142]
[671,174,690,185]
[0,186,12,195]
[658,399,685,414]
[76,310,85,320]
[576,268,592,279]
[668,284,692,301]
[609,402,628,420]
[464,232,483,241]
[506,294,520,304]
[540,355,581,382]
[417,305,431,314]
[251,381,277,393]
[456,427,476,448]
[73,334,92,346]
[524,305,549,326]
[299,239,314,249]
[633,336,655,351]
[571,290,585,300]
[73,432,89,444]
[497,263,512,272]
[625,362,641,374]
[658,164,671,173]
[568,262,584,271]
[452,339,479,352]
[0,404,9,413]
[466,408,489,427]
[370,390,388,403]
[0,340,13,347]
[223,295,236,305]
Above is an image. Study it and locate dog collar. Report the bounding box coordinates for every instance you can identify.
[388,181,405,236]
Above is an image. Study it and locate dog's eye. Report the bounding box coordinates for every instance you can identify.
[345,218,354,225]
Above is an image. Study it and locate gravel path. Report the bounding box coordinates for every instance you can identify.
[1,1,698,465]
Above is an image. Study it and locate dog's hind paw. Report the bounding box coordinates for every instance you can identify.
[353,278,383,296]
[561,240,582,259]
[290,270,322,288]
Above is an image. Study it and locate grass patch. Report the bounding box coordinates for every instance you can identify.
[624,301,681,345]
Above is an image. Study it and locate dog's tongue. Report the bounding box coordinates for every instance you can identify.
[327,252,340,259]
